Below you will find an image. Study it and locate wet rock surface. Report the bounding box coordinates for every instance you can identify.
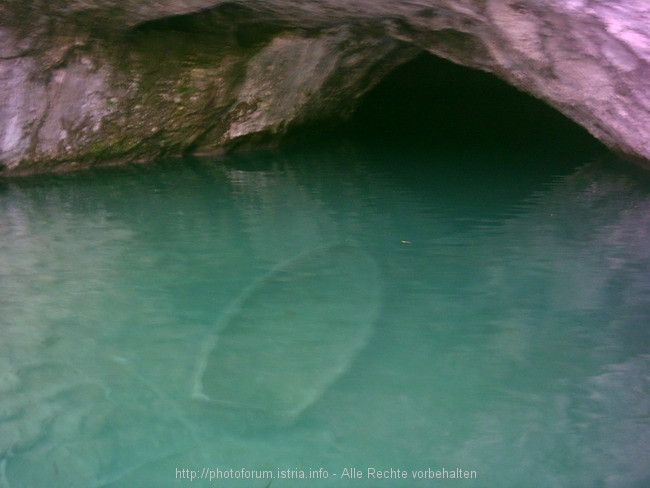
[1,1,649,173]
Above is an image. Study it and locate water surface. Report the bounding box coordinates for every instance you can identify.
[1,139,649,487]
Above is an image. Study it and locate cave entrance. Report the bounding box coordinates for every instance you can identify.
[348,52,604,160]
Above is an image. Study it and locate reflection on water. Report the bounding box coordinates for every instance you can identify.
[0,141,649,487]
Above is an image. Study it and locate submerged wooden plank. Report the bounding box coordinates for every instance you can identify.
[193,243,381,420]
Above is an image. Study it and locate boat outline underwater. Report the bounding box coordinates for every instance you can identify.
[192,242,382,422]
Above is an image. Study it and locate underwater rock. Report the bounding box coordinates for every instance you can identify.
[1,1,650,173]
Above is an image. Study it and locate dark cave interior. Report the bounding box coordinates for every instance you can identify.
[349,52,605,159]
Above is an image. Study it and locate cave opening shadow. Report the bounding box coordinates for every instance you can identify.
[348,52,606,164]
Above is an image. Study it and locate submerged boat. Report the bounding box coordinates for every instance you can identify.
[193,242,381,420]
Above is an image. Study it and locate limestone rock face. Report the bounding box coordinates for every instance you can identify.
[1,1,649,173]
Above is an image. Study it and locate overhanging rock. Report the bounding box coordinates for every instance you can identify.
[1,0,649,173]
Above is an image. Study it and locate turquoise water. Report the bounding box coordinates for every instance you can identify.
[1,139,649,487]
